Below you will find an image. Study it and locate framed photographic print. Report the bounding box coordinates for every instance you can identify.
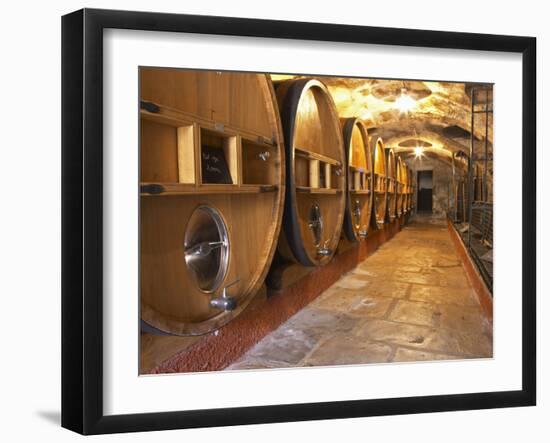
[61,8,536,435]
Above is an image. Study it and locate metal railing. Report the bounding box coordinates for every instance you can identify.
[449,86,493,292]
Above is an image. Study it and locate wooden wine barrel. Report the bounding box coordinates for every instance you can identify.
[402,162,409,214]
[275,78,345,266]
[396,156,406,217]
[341,118,373,242]
[372,137,388,228]
[405,164,413,212]
[402,159,408,215]
[139,68,285,335]
[386,148,398,221]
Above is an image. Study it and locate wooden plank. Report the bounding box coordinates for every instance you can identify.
[295,147,341,166]
[194,123,202,185]
[295,186,340,195]
[223,135,240,185]
[354,171,361,190]
[140,119,179,182]
[324,163,331,189]
[140,106,274,144]
[177,125,195,184]
[140,183,277,196]
[309,159,320,188]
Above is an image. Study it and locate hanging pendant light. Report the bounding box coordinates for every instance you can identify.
[395,87,417,113]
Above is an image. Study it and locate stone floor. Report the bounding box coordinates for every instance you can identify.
[226,217,493,370]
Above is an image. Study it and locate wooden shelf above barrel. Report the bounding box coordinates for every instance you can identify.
[139,68,285,336]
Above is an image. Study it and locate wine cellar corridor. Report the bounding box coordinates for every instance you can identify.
[227,215,492,370]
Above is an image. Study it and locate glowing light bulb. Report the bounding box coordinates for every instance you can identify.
[414,146,424,158]
[332,87,351,104]
[360,109,373,121]
[395,88,416,113]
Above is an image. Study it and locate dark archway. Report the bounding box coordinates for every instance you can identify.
[417,170,433,212]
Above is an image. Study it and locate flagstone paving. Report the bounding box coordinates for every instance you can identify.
[226,217,493,371]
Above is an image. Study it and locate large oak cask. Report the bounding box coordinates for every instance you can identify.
[386,148,398,221]
[396,156,406,217]
[403,164,411,213]
[341,118,373,242]
[140,68,285,335]
[275,78,345,266]
[372,137,388,229]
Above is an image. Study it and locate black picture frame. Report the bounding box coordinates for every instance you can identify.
[61,8,536,435]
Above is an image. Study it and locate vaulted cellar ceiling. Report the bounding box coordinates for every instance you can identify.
[271,75,493,167]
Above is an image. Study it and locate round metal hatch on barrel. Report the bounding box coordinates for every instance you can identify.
[274,78,346,266]
[183,205,229,294]
[372,137,388,229]
[139,68,285,335]
[341,118,373,242]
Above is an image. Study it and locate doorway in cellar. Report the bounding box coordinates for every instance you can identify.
[417,170,433,212]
